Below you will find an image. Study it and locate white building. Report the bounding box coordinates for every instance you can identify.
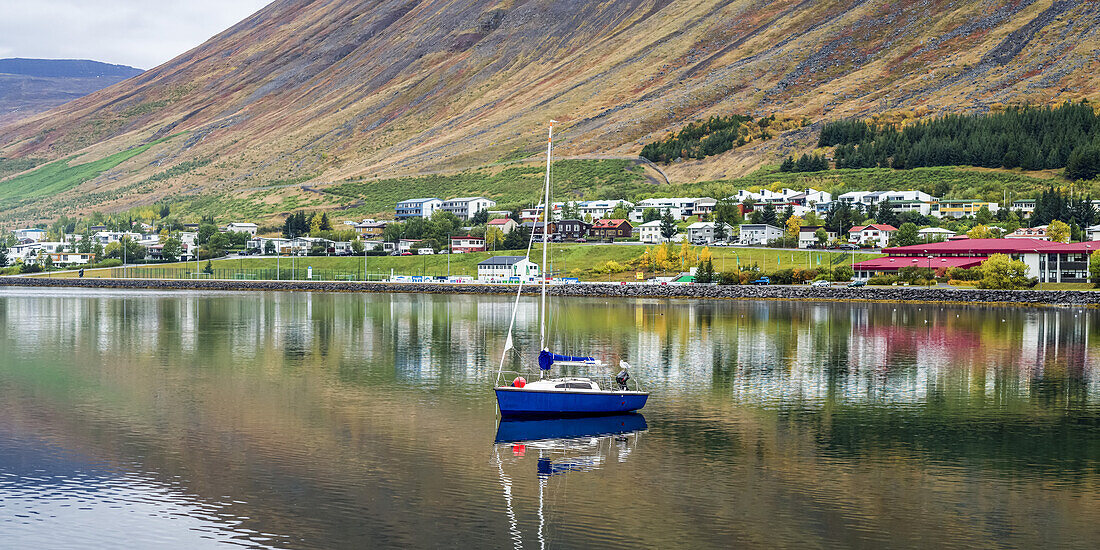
[577,200,633,221]
[226,222,259,237]
[442,197,496,220]
[918,227,956,241]
[396,198,444,220]
[1005,225,1049,240]
[639,221,665,244]
[477,255,540,282]
[13,228,47,242]
[93,231,142,245]
[738,224,783,246]
[797,226,836,248]
[686,222,733,244]
[730,189,761,203]
[629,197,714,223]
[848,224,898,247]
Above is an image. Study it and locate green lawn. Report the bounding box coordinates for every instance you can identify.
[36,244,874,282]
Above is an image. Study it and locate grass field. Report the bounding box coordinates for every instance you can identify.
[37,244,873,282]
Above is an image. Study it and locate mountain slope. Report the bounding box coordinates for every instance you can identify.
[0,59,143,125]
[0,0,1098,225]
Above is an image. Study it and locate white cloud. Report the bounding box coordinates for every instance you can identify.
[0,0,272,69]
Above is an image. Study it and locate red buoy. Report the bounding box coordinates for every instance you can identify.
[513,377,527,388]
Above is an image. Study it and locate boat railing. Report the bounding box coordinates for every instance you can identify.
[495,367,646,393]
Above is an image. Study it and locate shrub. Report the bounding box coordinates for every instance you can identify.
[716,271,740,285]
[867,275,898,285]
[833,265,854,281]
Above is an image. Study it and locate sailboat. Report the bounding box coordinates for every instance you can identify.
[493,121,649,417]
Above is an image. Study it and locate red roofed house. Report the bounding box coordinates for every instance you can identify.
[850,237,1100,283]
[589,219,633,242]
[848,224,898,248]
[450,235,486,253]
[487,217,518,234]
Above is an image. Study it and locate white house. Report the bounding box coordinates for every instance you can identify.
[577,200,633,221]
[487,217,518,234]
[629,197,713,223]
[1086,225,1100,242]
[50,252,96,265]
[1005,225,1049,240]
[686,222,732,244]
[848,224,898,247]
[639,221,665,244]
[450,235,486,253]
[918,227,956,241]
[13,228,47,242]
[477,255,540,282]
[396,198,444,220]
[738,224,783,246]
[730,189,761,203]
[797,226,836,248]
[442,197,496,220]
[226,222,259,237]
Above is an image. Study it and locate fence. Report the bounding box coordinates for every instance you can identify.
[109,267,395,282]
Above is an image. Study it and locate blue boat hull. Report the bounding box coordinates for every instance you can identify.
[495,387,648,417]
[495,413,648,443]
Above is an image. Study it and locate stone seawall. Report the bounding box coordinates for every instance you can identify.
[2,277,1098,307]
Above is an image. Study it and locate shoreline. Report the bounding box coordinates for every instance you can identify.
[1,277,1097,308]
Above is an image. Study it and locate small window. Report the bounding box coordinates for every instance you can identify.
[555,382,594,390]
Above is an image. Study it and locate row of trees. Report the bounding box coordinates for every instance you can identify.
[818,102,1100,178]
[779,153,829,173]
[640,114,761,163]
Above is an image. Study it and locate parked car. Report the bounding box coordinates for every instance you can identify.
[839,243,860,250]
[848,279,866,287]
[751,276,770,286]
[575,238,587,243]
[810,279,831,287]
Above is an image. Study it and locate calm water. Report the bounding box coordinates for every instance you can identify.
[2,288,1100,549]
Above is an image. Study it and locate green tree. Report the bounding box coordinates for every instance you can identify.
[895,222,920,246]
[351,240,365,254]
[975,205,993,225]
[203,260,214,274]
[1047,219,1070,243]
[197,224,218,245]
[967,224,996,239]
[642,208,661,223]
[264,240,277,255]
[695,259,715,283]
[161,238,182,262]
[1090,250,1100,286]
[779,156,795,172]
[659,211,678,242]
[815,228,829,246]
[977,253,1031,289]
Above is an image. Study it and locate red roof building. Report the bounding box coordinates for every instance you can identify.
[851,237,1100,283]
[848,224,898,248]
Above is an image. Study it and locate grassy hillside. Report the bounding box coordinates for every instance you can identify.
[1,0,1097,225]
[0,137,172,211]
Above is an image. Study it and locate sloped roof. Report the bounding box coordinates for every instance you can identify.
[850,224,898,232]
[592,219,630,228]
[853,256,987,271]
[478,255,529,266]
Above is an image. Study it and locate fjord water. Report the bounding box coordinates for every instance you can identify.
[2,289,1099,549]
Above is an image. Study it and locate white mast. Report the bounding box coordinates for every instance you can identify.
[539,121,555,351]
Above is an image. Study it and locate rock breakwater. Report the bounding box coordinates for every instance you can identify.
[2,277,1098,307]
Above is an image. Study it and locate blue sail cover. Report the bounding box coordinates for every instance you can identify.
[538,350,596,370]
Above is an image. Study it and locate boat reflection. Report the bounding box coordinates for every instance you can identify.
[492,414,647,549]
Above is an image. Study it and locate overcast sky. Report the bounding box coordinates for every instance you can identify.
[0,1,273,70]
